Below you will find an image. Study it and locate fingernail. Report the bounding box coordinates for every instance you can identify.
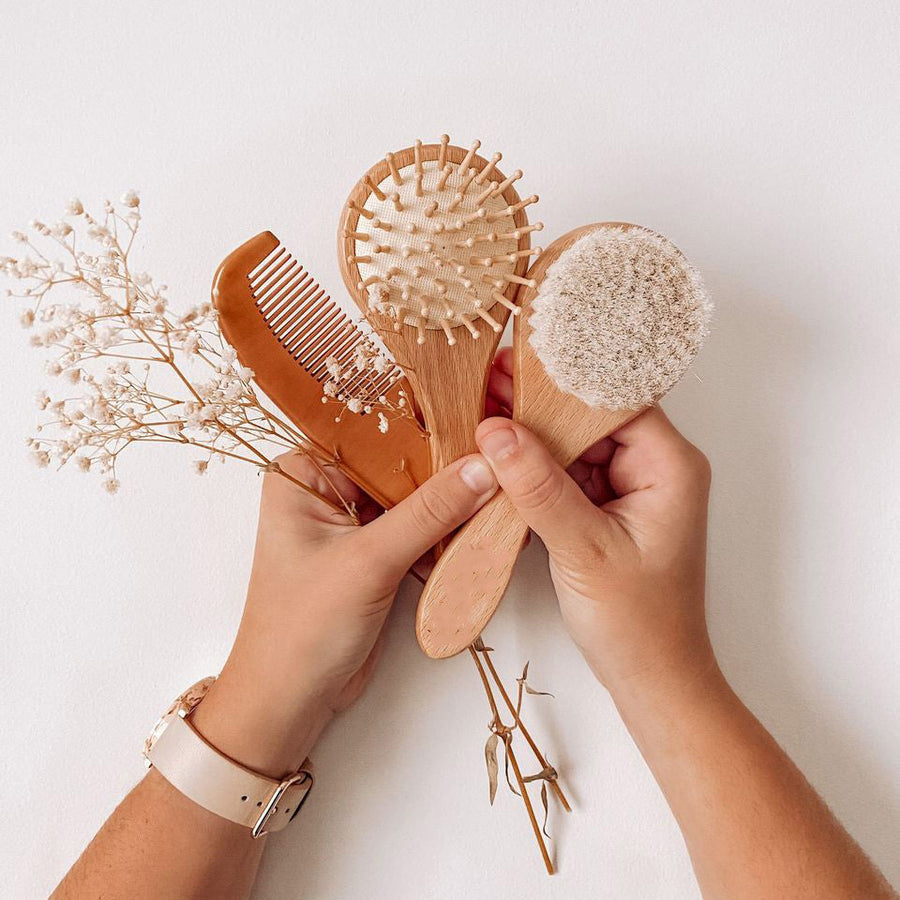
[478,425,518,463]
[459,456,497,494]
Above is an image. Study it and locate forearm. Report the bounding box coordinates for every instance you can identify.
[52,769,265,900]
[612,664,896,899]
[52,667,331,900]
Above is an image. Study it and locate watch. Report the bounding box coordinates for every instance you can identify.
[143,677,313,837]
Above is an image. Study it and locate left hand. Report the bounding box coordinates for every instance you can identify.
[191,449,497,778]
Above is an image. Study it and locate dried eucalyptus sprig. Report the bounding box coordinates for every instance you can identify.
[3,193,355,520]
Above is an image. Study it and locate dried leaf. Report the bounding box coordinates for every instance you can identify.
[500,734,520,796]
[540,781,551,839]
[484,733,499,806]
[522,765,558,784]
[525,684,554,698]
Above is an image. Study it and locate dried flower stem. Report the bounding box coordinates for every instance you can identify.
[468,645,555,875]
[479,647,571,812]
[4,193,358,522]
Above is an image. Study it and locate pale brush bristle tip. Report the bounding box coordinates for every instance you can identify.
[529,227,712,411]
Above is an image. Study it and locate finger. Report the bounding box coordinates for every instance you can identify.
[359,453,498,574]
[607,406,710,499]
[579,437,616,466]
[262,451,364,519]
[484,394,512,419]
[476,418,610,556]
[486,362,513,413]
[494,346,514,376]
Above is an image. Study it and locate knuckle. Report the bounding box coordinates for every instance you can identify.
[512,465,564,514]
[671,443,712,489]
[410,483,458,532]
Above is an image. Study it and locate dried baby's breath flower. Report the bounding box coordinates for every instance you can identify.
[3,194,357,522]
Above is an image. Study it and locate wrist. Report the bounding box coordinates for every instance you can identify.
[607,649,730,725]
[190,664,334,779]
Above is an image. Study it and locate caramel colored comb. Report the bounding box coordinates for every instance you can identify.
[212,231,429,508]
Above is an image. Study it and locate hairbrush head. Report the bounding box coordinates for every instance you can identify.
[340,136,542,345]
[528,225,712,411]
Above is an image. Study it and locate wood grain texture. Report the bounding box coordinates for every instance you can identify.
[416,223,641,658]
[338,141,533,476]
[213,231,430,509]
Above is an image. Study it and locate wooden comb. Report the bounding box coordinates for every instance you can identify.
[212,231,429,509]
[338,136,541,477]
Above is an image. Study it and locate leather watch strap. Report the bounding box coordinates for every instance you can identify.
[146,713,312,835]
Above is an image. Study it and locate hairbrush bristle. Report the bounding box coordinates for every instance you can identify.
[529,226,712,410]
[345,136,541,344]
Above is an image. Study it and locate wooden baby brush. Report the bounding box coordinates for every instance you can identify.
[416,222,712,658]
[213,231,429,509]
[338,135,542,475]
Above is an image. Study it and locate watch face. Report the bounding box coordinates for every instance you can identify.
[143,676,216,758]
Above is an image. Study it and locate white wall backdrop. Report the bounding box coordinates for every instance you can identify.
[1,2,898,897]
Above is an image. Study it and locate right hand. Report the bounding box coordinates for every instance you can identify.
[474,404,715,695]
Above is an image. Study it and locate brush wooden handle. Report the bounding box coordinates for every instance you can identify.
[416,490,528,658]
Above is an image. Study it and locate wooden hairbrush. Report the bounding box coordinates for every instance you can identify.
[338,136,542,475]
[212,231,429,508]
[416,222,712,658]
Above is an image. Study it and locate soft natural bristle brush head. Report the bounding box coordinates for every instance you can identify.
[340,136,541,345]
[528,225,712,411]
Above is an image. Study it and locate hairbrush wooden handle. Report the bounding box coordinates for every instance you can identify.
[415,490,528,658]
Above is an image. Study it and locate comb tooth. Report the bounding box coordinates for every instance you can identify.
[414,139,423,175]
[266,278,319,332]
[253,255,296,299]
[275,288,328,345]
[391,193,404,212]
[305,328,357,378]
[439,320,457,345]
[249,246,288,284]
[284,301,342,355]
[288,302,348,357]
[415,172,424,197]
[303,322,360,375]
[438,134,449,169]
[258,265,308,316]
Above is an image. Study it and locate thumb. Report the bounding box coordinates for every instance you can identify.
[361,453,498,574]
[475,418,607,555]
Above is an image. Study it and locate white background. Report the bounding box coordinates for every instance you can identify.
[1,2,898,897]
